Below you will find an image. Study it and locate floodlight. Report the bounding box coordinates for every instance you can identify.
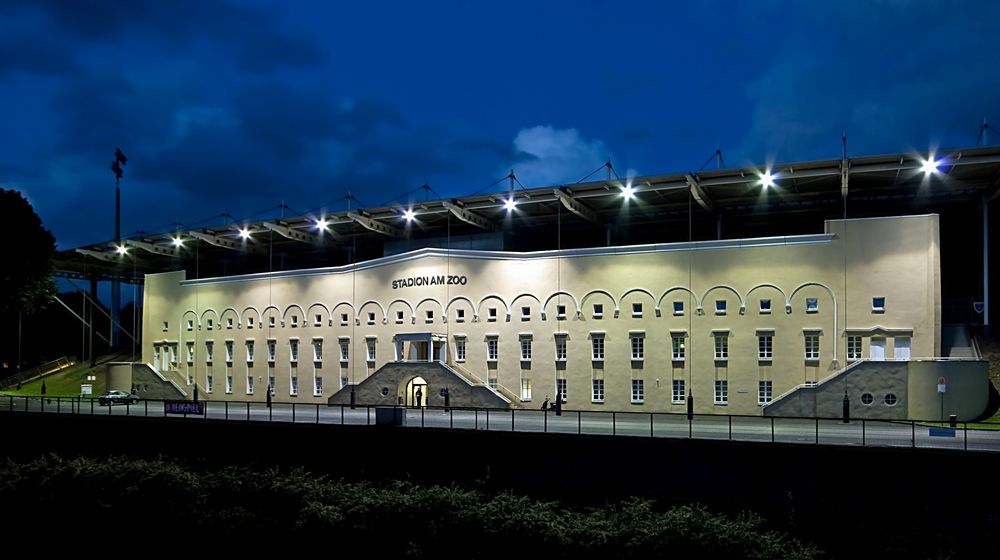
[172,237,184,247]
[760,171,776,188]
[116,244,127,255]
[621,184,636,200]
[921,158,939,174]
[315,218,329,230]
[402,209,416,222]
[239,227,251,240]
[504,197,517,211]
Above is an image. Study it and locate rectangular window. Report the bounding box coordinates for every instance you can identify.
[290,315,298,328]
[269,316,276,328]
[593,303,603,318]
[207,319,213,330]
[672,380,685,404]
[314,314,322,327]
[520,378,532,401]
[872,297,886,312]
[340,376,348,389]
[631,335,644,360]
[186,342,194,364]
[367,312,375,325]
[520,338,532,361]
[340,313,348,326]
[714,334,728,361]
[671,336,685,361]
[714,380,728,404]
[456,309,465,322]
[556,379,567,403]
[758,334,773,361]
[366,339,376,362]
[631,379,644,403]
[340,340,349,362]
[314,376,323,396]
[759,299,771,314]
[556,304,566,319]
[488,307,497,321]
[169,345,177,364]
[455,338,466,362]
[806,298,818,313]
[225,375,233,394]
[267,340,276,363]
[592,379,604,403]
[246,340,255,363]
[591,336,604,361]
[673,301,684,316]
[247,317,254,328]
[486,338,498,362]
[632,302,642,318]
[554,335,567,361]
[290,375,298,396]
[186,320,193,331]
[488,377,498,389]
[313,339,323,362]
[847,335,862,361]
[758,380,773,404]
[395,310,404,323]
[521,306,530,320]
[205,341,214,363]
[805,335,820,361]
[425,310,434,323]
[225,341,234,363]
[227,318,234,329]
[268,375,275,396]
[162,321,169,332]
[246,375,254,395]
[715,300,727,315]
[206,375,213,393]
[290,339,299,363]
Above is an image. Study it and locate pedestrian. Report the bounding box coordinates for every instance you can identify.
[415,387,423,408]
[541,396,549,410]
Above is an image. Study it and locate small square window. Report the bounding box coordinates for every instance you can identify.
[226,318,234,329]
[186,320,193,331]
[290,315,298,327]
[247,317,254,328]
[396,310,404,324]
[340,313,349,326]
[715,300,727,315]
[673,301,684,316]
[806,298,818,313]
[162,321,168,331]
[872,297,886,312]
[632,303,642,318]
[425,310,434,322]
[456,309,465,322]
[367,312,375,325]
[521,306,530,320]
[268,317,276,328]
[759,299,771,314]
[593,303,604,318]
[314,314,322,326]
[556,304,566,319]
[488,307,497,321]
[207,319,213,330]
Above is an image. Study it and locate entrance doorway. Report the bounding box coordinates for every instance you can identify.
[403,376,428,408]
[393,333,447,363]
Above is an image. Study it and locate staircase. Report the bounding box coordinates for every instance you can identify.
[443,362,520,406]
[327,361,511,409]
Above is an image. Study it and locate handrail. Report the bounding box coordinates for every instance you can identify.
[0,357,74,389]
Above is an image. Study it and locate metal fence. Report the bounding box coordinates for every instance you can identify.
[3,394,998,453]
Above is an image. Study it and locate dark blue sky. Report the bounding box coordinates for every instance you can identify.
[2,0,998,249]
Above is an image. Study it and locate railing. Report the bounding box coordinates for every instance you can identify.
[2,394,998,453]
[0,357,75,389]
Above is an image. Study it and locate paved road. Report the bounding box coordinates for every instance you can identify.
[4,396,997,453]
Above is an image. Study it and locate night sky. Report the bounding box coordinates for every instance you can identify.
[2,0,998,249]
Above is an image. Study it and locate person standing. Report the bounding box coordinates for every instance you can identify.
[415,387,423,408]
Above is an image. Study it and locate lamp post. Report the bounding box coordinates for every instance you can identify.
[110,148,127,349]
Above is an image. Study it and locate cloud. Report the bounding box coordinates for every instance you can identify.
[507,126,610,187]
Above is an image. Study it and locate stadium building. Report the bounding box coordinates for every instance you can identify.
[59,147,999,420]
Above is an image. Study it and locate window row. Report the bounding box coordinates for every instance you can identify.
[188,338,376,365]
[176,297,890,332]
[201,373,350,397]
[571,379,774,405]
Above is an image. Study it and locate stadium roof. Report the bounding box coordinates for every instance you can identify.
[56,146,1000,283]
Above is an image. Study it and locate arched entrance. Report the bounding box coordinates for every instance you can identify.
[401,376,429,408]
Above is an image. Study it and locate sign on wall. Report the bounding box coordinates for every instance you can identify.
[392,274,467,289]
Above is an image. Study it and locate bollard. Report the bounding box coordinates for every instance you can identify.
[949,413,957,428]
[842,391,850,423]
[350,387,356,410]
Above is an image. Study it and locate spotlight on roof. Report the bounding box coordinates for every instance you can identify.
[760,170,776,189]
[239,227,251,240]
[315,218,329,230]
[921,157,939,174]
[172,237,184,248]
[116,244,127,255]
[621,183,636,200]
[402,209,416,222]
[504,197,517,211]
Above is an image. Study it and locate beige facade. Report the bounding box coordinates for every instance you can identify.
[141,214,981,418]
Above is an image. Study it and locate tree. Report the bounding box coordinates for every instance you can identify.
[0,189,57,314]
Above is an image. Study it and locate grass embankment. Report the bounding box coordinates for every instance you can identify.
[0,361,106,397]
[0,455,818,559]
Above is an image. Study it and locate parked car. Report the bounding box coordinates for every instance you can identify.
[98,390,139,406]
